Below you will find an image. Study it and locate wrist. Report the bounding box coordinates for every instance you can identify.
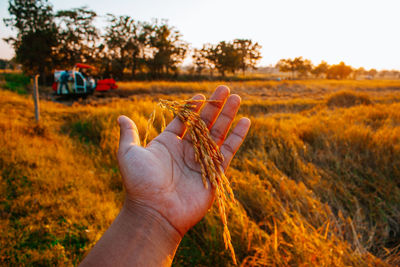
[81,197,182,267]
[121,197,182,265]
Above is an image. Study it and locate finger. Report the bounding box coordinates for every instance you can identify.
[220,118,251,171]
[200,85,230,129]
[163,94,205,137]
[209,94,241,146]
[118,115,140,155]
[183,85,230,142]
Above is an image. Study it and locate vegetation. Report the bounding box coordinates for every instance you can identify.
[193,40,262,76]
[277,58,355,80]
[0,59,17,70]
[1,79,400,266]
[4,0,58,83]
[326,91,372,108]
[326,62,353,80]
[3,0,261,81]
[276,57,312,79]
[0,72,30,94]
[54,7,99,69]
[4,1,399,82]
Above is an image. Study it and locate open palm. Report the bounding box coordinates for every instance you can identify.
[117,86,251,236]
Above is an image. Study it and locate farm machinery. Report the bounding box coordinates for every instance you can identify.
[52,63,117,96]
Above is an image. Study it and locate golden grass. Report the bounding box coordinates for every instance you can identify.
[117,79,400,101]
[1,80,400,266]
[326,90,372,108]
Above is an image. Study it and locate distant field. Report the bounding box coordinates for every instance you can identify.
[117,79,400,100]
[1,78,400,266]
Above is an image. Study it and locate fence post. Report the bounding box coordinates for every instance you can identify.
[33,74,40,122]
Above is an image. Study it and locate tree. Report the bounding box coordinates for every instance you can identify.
[233,39,262,74]
[212,41,241,76]
[311,61,329,78]
[276,58,295,78]
[367,68,377,78]
[102,15,152,79]
[277,57,312,79]
[55,7,99,68]
[353,67,366,79]
[145,20,188,78]
[295,57,312,77]
[4,0,58,82]
[196,39,261,77]
[378,70,388,78]
[103,15,136,79]
[192,44,218,76]
[326,62,353,79]
[192,48,209,75]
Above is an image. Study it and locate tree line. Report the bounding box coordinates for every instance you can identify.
[276,57,385,80]
[4,1,398,83]
[3,0,262,83]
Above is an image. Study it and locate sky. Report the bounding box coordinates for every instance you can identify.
[1,0,400,70]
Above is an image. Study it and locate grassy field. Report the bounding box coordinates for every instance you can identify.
[117,79,400,100]
[1,77,400,266]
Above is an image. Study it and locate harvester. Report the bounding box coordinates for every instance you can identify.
[52,63,117,95]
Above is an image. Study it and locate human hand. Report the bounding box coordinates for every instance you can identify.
[117,86,251,236]
[80,86,251,266]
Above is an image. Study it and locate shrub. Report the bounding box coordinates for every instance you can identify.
[327,90,372,108]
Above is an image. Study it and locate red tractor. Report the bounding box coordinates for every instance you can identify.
[52,63,117,95]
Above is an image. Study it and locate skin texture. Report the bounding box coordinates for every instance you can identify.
[80,86,251,267]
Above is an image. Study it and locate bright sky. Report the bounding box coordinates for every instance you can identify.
[1,0,400,70]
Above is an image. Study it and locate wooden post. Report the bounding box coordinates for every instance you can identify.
[33,74,40,122]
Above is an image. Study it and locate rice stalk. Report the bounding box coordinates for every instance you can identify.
[143,109,156,147]
[148,99,238,265]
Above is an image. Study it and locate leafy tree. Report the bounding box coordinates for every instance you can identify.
[353,67,366,79]
[233,39,262,74]
[4,0,58,82]
[55,7,99,68]
[367,68,377,78]
[311,61,329,78]
[212,41,241,76]
[326,62,353,79]
[102,15,135,79]
[192,48,209,75]
[102,15,150,79]
[198,39,261,77]
[296,57,312,77]
[276,58,295,78]
[145,20,188,78]
[277,57,311,79]
[200,43,218,76]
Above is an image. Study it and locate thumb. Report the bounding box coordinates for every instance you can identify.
[118,115,140,155]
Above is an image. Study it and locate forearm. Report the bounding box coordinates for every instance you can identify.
[80,199,182,267]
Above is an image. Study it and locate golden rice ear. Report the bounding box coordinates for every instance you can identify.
[160,109,166,133]
[156,98,238,265]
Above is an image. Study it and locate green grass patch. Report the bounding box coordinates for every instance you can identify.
[1,73,31,94]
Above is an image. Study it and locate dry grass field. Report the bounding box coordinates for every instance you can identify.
[1,77,400,266]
